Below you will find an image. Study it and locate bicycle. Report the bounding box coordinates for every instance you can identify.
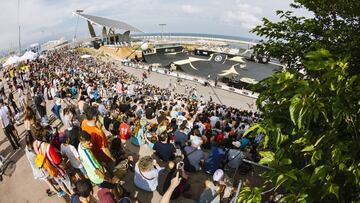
[0,155,16,182]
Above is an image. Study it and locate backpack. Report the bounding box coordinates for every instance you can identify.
[181,148,198,172]
[216,132,224,142]
[34,142,58,177]
[132,121,141,137]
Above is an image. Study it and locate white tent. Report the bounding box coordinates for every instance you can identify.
[20,51,37,61]
[3,55,20,66]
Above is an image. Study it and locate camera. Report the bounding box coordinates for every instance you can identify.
[177,161,184,170]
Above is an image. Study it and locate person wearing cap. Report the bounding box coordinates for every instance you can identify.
[199,169,233,203]
[212,169,233,201]
[183,138,205,171]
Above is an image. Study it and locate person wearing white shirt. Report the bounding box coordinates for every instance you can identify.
[50,85,57,99]
[0,99,20,150]
[210,113,220,128]
[87,85,94,99]
[60,136,87,178]
[134,156,164,192]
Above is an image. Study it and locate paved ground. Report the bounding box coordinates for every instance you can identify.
[0,60,259,203]
[114,61,257,111]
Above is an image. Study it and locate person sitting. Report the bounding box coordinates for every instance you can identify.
[198,169,229,203]
[134,156,164,192]
[131,119,146,146]
[104,109,120,137]
[118,116,131,143]
[153,132,176,162]
[174,124,188,149]
[98,187,117,203]
[160,172,183,203]
[226,141,245,169]
[183,138,205,172]
[110,137,127,165]
[204,141,226,174]
[162,161,190,200]
[211,169,234,201]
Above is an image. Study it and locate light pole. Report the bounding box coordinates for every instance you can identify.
[17,0,21,55]
[73,9,84,47]
[159,23,166,40]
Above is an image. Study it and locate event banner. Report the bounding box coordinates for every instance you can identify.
[156,46,183,54]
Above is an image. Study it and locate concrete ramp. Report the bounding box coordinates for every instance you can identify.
[99,46,137,59]
[143,52,188,67]
[173,57,207,65]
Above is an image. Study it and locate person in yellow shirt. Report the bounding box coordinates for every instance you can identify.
[9,68,14,78]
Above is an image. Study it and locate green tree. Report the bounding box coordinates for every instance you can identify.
[239,0,360,202]
[252,0,360,72]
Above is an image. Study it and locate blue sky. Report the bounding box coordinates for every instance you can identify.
[0,0,311,53]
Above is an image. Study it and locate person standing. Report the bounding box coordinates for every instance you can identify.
[0,99,20,150]
[25,134,59,197]
[34,87,48,125]
[81,106,115,174]
[78,132,119,190]
[7,85,20,115]
[215,76,219,87]
[60,135,88,179]
[17,85,26,111]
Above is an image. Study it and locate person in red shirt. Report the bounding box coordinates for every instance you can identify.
[118,117,131,143]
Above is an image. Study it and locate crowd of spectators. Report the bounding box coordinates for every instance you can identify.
[0,48,263,203]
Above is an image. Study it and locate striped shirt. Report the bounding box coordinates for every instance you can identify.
[78,143,104,184]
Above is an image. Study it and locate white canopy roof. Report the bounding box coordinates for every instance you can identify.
[20,51,37,61]
[3,55,20,66]
[75,13,143,33]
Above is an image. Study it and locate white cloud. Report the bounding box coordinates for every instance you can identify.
[222,2,263,29]
[181,5,202,14]
[0,0,312,53]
